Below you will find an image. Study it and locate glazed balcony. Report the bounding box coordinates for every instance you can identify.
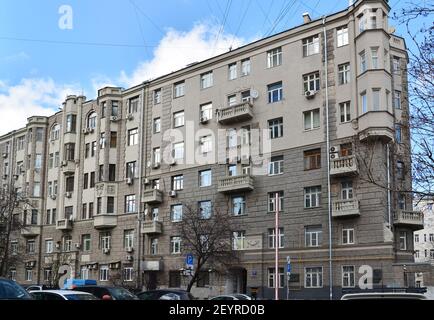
[56,219,73,231]
[393,210,424,230]
[332,199,360,218]
[142,189,163,204]
[141,221,163,234]
[93,214,117,229]
[330,156,358,176]
[218,101,253,125]
[218,175,254,193]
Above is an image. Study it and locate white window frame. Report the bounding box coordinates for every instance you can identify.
[304,186,321,208]
[303,109,320,131]
[268,156,284,176]
[174,82,185,98]
[305,267,323,288]
[303,36,320,56]
[338,63,350,85]
[340,101,351,123]
[232,231,246,250]
[305,227,322,247]
[171,236,182,254]
[100,265,109,282]
[171,204,183,222]
[201,71,213,89]
[173,142,185,160]
[241,59,251,76]
[268,228,284,249]
[337,26,349,47]
[267,47,282,68]
[228,63,237,80]
[173,111,185,128]
[199,170,212,187]
[200,103,213,121]
[342,228,354,245]
[342,266,356,288]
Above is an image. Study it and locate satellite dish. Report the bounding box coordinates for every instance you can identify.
[251,89,259,99]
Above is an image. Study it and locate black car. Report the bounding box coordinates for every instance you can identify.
[137,289,195,300]
[0,278,33,300]
[71,285,139,300]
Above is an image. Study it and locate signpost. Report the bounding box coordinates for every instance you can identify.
[185,253,194,276]
[286,256,291,300]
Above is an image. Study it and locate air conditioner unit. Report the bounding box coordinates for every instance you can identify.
[110,116,119,122]
[103,248,110,254]
[200,117,209,124]
[330,146,340,153]
[330,153,339,160]
[153,162,160,169]
[65,192,72,198]
[126,255,134,261]
[126,177,133,185]
[92,264,98,269]
[126,247,133,253]
[127,114,134,121]
[75,243,81,249]
[82,129,88,135]
[304,90,317,99]
[169,190,177,198]
[2,153,8,158]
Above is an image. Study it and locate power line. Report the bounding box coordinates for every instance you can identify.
[232,0,253,46]
[212,0,233,55]
[129,0,151,59]
[128,0,166,35]
[265,0,297,37]
[255,0,274,36]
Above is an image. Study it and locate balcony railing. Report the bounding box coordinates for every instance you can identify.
[332,199,360,218]
[56,219,73,231]
[394,210,424,230]
[141,221,163,234]
[218,101,253,125]
[218,175,254,193]
[330,156,358,176]
[21,225,40,237]
[142,189,163,204]
[93,214,117,229]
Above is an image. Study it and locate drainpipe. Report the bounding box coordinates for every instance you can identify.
[322,16,333,301]
[387,144,391,226]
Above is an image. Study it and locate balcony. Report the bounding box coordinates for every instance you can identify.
[141,259,163,271]
[61,160,76,175]
[218,175,254,193]
[357,111,394,142]
[56,219,73,231]
[93,214,117,229]
[218,101,253,125]
[393,210,424,230]
[332,199,360,218]
[330,156,358,176]
[142,189,163,204]
[141,221,163,234]
[21,225,40,237]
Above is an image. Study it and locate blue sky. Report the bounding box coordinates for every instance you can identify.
[0,0,420,134]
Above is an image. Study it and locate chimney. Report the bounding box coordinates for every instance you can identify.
[302,12,311,24]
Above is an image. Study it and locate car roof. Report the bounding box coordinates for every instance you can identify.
[341,293,427,300]
[30,290,93,295]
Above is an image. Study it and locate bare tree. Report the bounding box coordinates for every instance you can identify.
[176,203,239,292]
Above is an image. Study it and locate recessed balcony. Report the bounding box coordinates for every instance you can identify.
[141,221,163,234]
[56,219,73,231]
[218,175,254,193]
[21,225,40,237]
[393,210,424,230]
[330,156,358,176]
[142,189,163,204]
[93,214,117,229]
[218,101,253,125]
[332,199,360,218]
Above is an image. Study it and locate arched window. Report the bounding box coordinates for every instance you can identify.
[50,124,60,140]
[87,112,97,129]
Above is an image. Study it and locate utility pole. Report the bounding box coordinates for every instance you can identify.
[275,193,280,300]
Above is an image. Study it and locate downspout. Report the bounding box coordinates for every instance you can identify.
[322,16,333,301]
[387,144,391,226]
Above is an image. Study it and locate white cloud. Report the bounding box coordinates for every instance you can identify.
[119,23,246,87]
[1,52,30,63]
[0,78,80,136]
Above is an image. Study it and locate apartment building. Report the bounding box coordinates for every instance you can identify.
[0,0,424,299]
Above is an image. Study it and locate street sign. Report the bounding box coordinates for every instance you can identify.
[286,256,291,275]
[186,253,194,269]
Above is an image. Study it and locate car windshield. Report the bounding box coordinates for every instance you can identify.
[65,294,99,300]
[110,287,138,300]
[0,280,32,300]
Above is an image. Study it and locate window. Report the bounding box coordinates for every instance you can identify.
[17,136,25,150]
[33,183,41,197]
[128,128,139,146]
[43,268,52,282]
[341,181,354,200]
[126,161,137,179]
[87,112,97,129]
[268,228,284,249]
[359,15,366,32]
[124,230,134,249]
[154,89,161,105]
[232,231,246,250]
[64,143,75,161]
[46,209,52,225]
[429,234,433,242]
[107,197,114,214]
[100,266,109,282]
[174,81,185,98]
[228,63,237,80]
[90,172,95,188]
[11,241,18,255]
[129,96,140,113]
[50,124,60,141]
[415,250,420,258]
[82,234,91,251]
[200,103,212,121]
[173,142,184,160]
[393,57,400,74]
[66,114,77,133]
[153,148,161,165]
[88,203,94,218]
[228,95,237,106]
[109,164,116,182]
[199,170,212,187]
[394,90,401,109]
[360,51,367,73]
[63,235,72,252]
[97,198,103,216]
[198,135,212,154]
[91,142,96,157]
[125,195,136,213]
[171,204,183,222]
[373,89,380,111]
[395,124,402,143]
[110,132,117,148]
[153,118,161,134]
[337,26,349,47]
[99,165,104,182]
[241,90,251,102]
[201,71,213,89]
[111,101,119,117]
[227,129,237,148]
[81,267,89,280]
[268,268,284,288]
[171,237,182,254]
[398,194,406,210]
[267,47,282,68]
[305,267,323,288]
[25,269,33,282]
[304,149,321,170]
[123,268,133,282]
[338,63,350,85]
[101,102,106,118]
[232,196,246,216]
[415,234,419,243]
[84,144,90,159]
[268,191,284,212]
[303,72,320,92]
[45,239,53,254]
[371,48,378,69]
[83,174,88,190]
[340,102,351,123]
[305,226,322,247]
[64,206,73,221]
[241,125,251,145]
[304,186,321,208]
[241,58,251,76]
[369,15,377,29]
[342,266,355,288]
[268,82,283,103]
[151,208,159,221]
[171,175,184,191]
[399,231,407,250]
[269,118,283,139]
[199,201,212,219]
[173,111,185,128]
[151,238,158,255]
[100,232,111,250]
[269,156,284,176]
[304,109,320,130]
[152,179,160,190]
[361,92,367,113]
[303,36,319,56]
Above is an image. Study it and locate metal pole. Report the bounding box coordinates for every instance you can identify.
[275,193,279,300]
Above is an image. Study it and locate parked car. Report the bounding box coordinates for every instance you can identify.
[231,294,253,300]
[341,292,428,300]
[0,278,33,300]
[23,284,53,292]
[209,295,240,300]
[30,290,99,300]
[71,285,139,300]
[137,289,195,300]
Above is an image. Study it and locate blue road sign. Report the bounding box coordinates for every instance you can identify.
[186,253,194,268]
[286,256,291,274]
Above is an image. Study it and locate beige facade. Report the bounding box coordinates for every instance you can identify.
[0,0,423,299]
